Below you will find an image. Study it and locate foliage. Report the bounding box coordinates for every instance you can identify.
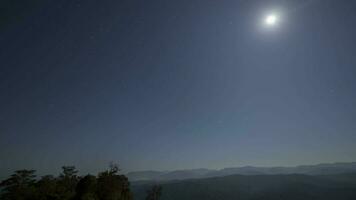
[0,170,37,200]
[96,164,132,200]
[0,165,134,200]
[35,175,59,200]
[74,175,97,200]
[57,166,79,200]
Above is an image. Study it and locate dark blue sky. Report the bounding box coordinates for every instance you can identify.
[1,0,356,177]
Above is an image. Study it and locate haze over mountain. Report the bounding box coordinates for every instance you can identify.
[132,173,356,200]
[127,162,356,181]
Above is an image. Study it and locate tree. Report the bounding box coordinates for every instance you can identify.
[108,163,120,175]
[35,175,59,200]
[0,170,37,200]
[57,166,79,200]
[74,175,98,200]
[0,164,133,200]
[60,166,78,178]
[96,164,132,200]
[145,185,162,200]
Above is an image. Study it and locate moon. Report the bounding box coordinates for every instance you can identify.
[265,14,278,26]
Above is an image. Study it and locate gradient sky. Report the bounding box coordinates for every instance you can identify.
[1,0,356,177]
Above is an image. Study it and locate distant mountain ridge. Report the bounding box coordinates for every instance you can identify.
[131,173,356,200]
[127,162,356,181]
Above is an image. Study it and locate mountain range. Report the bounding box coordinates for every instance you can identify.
[127,162,356,181]
[131,173,356,200]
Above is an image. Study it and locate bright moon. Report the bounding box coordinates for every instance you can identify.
[265,14,278,26]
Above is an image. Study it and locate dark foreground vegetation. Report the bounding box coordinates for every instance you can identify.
[0,165,161,200]
[2,164,356,200]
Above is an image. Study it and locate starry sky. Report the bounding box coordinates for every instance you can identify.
[1,0,356,177]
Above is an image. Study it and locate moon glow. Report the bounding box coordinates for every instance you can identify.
[265,14,278,26]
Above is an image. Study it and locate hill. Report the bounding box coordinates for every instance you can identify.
[127,162,356,181]
[131,173,356,200]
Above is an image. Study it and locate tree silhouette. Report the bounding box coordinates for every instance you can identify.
[35,175,59,200]
[57,166,79,200]
[0,165,133,200]
[96,165,132,200]
[60,166,79,178]
[0,170,37,200]
[74,175,98,200]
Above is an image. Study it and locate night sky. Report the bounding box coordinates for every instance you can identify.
[1,0,356,177]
